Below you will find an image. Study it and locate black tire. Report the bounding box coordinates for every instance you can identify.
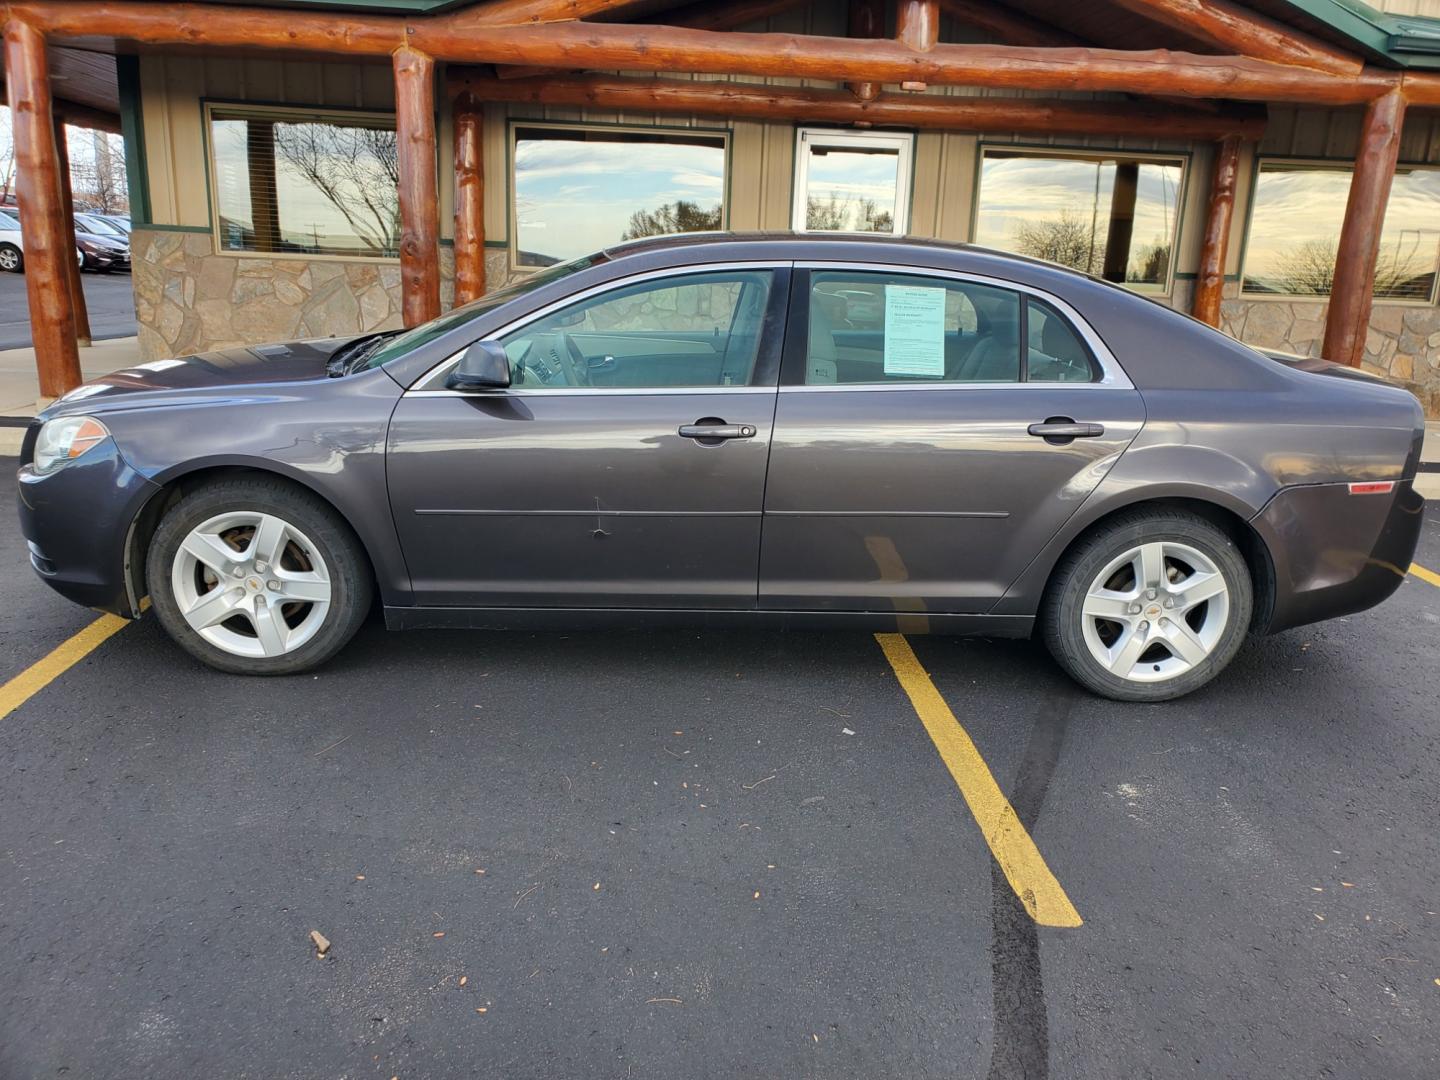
[146,477,373,675]
[0,243,22,273]
[1041,508,1253,702]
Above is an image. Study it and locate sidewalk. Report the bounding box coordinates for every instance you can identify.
[0,338,140,454]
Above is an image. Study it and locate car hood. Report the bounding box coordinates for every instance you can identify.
[44,338,358,416]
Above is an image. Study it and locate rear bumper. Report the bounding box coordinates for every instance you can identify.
[16,438,161,617]
[1255,479,1425,634]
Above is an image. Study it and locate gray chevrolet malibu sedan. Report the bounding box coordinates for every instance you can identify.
[16,234,1427,700]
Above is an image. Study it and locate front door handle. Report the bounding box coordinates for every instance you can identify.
[1028,419,1105,443]
[679,422,757,441]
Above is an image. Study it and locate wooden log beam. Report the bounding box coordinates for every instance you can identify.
[454,71,1268,139]
[53,118,92,347]
[449,0,655,25]
[1192,134,1242,328]
[16,2,1398,106]
[3,17,81,398]
[938,0,1074,47]
[393,46,440,327]
[452,95,485,307]
[493,0,810,79]
[1400,71,1440,107]
[847,0,883,101]
[1321,88,1406,369]
[1107,0,1360,76]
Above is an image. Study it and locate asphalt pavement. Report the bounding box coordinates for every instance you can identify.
[0,271,137,350]
[2,462,1439,1079]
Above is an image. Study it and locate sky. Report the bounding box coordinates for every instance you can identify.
[803,146,901,227]
[1245,164,1440,289]
[972,154,1181,278]
[514,135,726,264]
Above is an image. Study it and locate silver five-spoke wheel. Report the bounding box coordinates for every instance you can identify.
[171,511,332,659]
[1080,541,1230,683]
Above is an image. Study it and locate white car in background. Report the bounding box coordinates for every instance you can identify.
[0,209,87,274]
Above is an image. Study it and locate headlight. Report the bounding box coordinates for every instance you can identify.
[32,415,110,474]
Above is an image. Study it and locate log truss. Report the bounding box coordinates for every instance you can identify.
[3,0,1437,392]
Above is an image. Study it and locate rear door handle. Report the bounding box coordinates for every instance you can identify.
[679,423,756,440]
[1028,420,1105,441]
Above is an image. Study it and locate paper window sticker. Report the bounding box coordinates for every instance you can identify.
[883,284,946,378]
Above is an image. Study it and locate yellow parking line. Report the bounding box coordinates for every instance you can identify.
[874,633,1083,929]
[1411,563,1440,589]
[0,613,133,723]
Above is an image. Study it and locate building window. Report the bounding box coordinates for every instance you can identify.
[207,105,400,259]
[973,149,1184,294]
[511,123,729,271]
[1243,160,1440,302]
[793,129,912,234]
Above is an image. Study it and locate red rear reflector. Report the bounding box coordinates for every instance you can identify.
[1348,481,1395,495]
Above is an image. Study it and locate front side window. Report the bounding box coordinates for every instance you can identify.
[208,105,399,258]
[793,129,913,235]
[498,270,774,389]
[512,124,728,271]
[1243,161,1440,302]
[973,149,1184,294]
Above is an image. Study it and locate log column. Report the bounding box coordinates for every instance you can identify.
[53,119,92,347]
[4,17,81,397]
[452,94,485,306]
[1321,87,1406,368]
[394,46,441,326]
[1100,161,1138,284]
[1193,135,1242,327]
[847,0,883,101]
[896,0,939,91]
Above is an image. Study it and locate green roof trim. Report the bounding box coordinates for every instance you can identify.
[1274,0,1440,68]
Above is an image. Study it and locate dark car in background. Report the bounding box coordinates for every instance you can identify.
[15,234,1426,700]
[73,215,130,272]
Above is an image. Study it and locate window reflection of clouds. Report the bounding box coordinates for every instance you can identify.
[513,130,726,268]
[805,149,900,216]
[973,152,1181,291]
[1244,163,1440,300]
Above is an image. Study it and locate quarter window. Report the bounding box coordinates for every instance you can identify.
[973,149,1184,294]
[511,124,729,272]
[1243,161,1440,302]
[498,271,775,389]
[208,105,400,258]
[793,129,913,235]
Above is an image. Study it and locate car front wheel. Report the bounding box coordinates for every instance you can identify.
[0,244,21,272]
[1042,509,1253,702]
[147,478,373,674]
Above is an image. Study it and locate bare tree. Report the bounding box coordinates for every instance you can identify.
[0,108,16,206]
[271,121,400,254]
[806,193,892,232]
[1011,209,1101,275]
[622,199,722,240]
[68,129,129,213]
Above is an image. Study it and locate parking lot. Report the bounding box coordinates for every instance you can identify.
[3,462,1439,1079]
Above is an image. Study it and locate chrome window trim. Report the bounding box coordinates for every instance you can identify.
[797,260,1133,390]
[409,261,792,393]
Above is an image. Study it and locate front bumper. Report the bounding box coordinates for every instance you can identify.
[17,436,162,616]
[1255,479,1425,634]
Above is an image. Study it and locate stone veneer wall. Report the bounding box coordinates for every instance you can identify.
[132,229,458,361]
[1217,284,1440,415]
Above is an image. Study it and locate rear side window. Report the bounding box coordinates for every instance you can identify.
[1026,298,1099,382]
[802,270,1099,385]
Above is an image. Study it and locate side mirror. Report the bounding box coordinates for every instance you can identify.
[445,340,511,392]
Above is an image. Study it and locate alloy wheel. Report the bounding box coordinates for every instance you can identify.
[170,511,332,658]
[1079,540,1231,684]
[0,248,18,271]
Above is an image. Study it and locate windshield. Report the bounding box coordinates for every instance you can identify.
[359,254,602,370]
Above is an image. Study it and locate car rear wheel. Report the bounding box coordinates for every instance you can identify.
[1042,509,1252,702]
[0,244,21,272]
[147,478,372,675]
